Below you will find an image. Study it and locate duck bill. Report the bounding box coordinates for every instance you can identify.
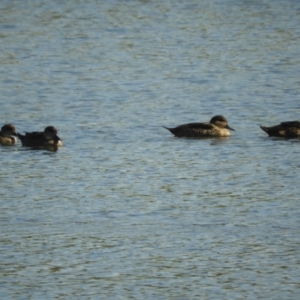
[227,125,235,131]
[55,135,61,141]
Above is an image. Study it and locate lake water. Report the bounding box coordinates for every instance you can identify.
[1,0,300,299]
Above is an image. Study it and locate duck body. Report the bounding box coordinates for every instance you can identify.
[164,115,234,138]
[18,126,62,148]
[260,121,300,138]
[0,124,18,145]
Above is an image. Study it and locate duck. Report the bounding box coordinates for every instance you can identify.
[260,120,300,138]
[18,126,62,148]
[0,124,18,145]
[163,115,235,138]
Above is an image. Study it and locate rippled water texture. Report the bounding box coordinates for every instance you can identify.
[1,0,300,299]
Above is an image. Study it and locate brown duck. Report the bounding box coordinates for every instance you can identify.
[260,120,300,138]
[18,126,62,147]
[164,115,235,138]
[0,124,18,145]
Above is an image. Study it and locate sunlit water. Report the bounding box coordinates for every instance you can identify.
[1,0,300,299]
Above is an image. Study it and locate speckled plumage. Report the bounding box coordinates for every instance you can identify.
[164,115,235,138]
[260,121,300,138]
[18,126,62,148]
[0,124,18,146]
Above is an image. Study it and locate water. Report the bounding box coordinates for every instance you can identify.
[1,0,300,299]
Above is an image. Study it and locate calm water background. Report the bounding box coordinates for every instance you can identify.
[1,0,300,299]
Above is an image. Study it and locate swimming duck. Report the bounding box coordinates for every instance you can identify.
[0,124,18,145]
[18,126,62,147]
[164,115,235,138]
[260,120,300,138]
